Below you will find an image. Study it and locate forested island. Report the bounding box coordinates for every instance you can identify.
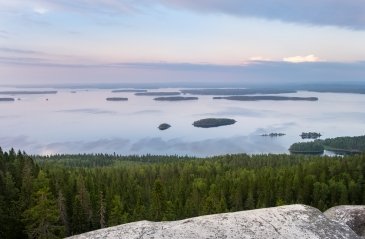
[135,92,181,96]
[289,135,365,155]
[158,123,171,130]
[193,118,236,128]
[300,132,322,139]
[1,148,365,238]
[106,97,128,101]
[154,96,198,101]
[0,97,15,101]
[213,96,319,101]
[180,89,296,95]
[289,141,325,154]
[0,91,57,95]
[112,89,147,93]
[261,133,286,137]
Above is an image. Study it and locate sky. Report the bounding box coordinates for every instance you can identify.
[1,0,365,86]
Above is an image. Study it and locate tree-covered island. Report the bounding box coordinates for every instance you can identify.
[158,123,171,130]
[193,118,236,128]
[106,97,128,101]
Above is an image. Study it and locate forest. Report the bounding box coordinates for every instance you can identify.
[1,147,365,238]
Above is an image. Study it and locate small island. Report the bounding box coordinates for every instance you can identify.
[300,132,322,139]
[135,92,181,96]
[112,89,147,93]
[154,96,198,101]
[158,123,171,130]
[106,97,128,101]
[0,98,15,101]
[193,118,236,128]
[261,133,286,137]
[289,141,325,155]
[213,96,318,101]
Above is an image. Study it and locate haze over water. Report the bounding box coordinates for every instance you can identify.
[1,88,365,156]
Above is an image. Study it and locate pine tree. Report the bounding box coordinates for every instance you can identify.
[98,191,106,229]
[151,179,166,220]
[109,195,128,226]
[22,170,64,239]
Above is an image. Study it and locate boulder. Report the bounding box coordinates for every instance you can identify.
[68,204,360,239]
[324,205,365,238]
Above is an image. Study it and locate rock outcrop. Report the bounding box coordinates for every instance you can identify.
[68,204,361,239]
[324,205,365,238]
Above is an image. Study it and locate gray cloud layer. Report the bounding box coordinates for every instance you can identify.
[8,0,365,29]
[6,0,365,29]
[159,0,365,29]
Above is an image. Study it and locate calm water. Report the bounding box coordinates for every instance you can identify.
[1,88,365,156]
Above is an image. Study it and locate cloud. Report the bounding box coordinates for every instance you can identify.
[158,0,365,30]
[33,7,49,15]
[1,1,365,29]
[283,54,320,63]
[0,47,43,55]
[0,30,10,38]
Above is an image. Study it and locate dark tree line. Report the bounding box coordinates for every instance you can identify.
[1,147,365,238]
[289,135,365,154]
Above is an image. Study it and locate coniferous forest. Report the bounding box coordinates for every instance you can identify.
[1,147,365,238]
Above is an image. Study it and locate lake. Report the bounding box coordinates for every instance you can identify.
[1,88,365,156]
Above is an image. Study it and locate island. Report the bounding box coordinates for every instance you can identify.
[321,135,365,154]
[158,123,171,130]
[106,97,128,101]
[289,135,365,155]
[193,118,236,128]
[261,133,286,137]
[154,96,198,101]
[213,96,318,101]
[300,132,322,139]
[289,141,325,155]
[0,98,15,101]
[112,89,147,93]
[180,88,296,95]
[135,92,181,96]
[0,91,57,95]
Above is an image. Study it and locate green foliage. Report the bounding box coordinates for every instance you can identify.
[289,135,365,155]
[1,147,365,237]
[322,135,365,152]
[22,171,65,239]
[289,141,324,154]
